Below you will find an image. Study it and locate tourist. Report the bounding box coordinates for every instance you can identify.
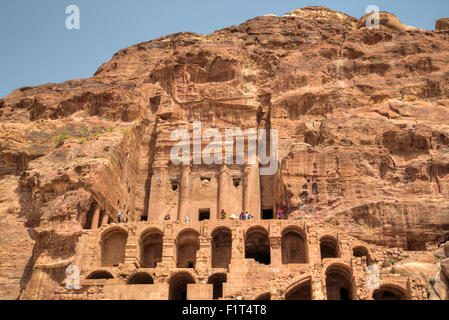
[117,210,122,223]
[230,213,238,220]
[239,212,246,220]
[164,213,171,221]
[221,209,226,220]
[277,209,283,220]
[185,216,190,222]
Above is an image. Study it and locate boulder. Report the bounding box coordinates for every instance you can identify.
[391,263,439,278]
[436,18,449,31]
[435,248,446,260]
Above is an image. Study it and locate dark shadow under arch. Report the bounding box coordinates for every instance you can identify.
[169,272,195,300]
[208,273,227,300]
[353,246,372,265]
[86,270,114,280]
[325,264,355,300]
[255,292,271,300]
[101,228,128,267]
[245,227,270,265]
[176,229,200,268]
[320,236,340,259]
[140,229,163,268]
[285,279,312,300]
[128,272,154,284]
[282,227,308,264]
[211,227,232,269]
[373,285,407,300]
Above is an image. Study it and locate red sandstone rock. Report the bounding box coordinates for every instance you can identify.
[436,18,449,31]
[0,6,449,300]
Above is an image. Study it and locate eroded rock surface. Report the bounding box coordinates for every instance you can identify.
[0,6,449,300]
[436,18,449,31]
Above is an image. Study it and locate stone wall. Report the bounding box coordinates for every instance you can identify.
[40,220,429,300]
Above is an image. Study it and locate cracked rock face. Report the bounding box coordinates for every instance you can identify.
[436,18,449,31]
[0,6,449,299]
[444,242,449,257]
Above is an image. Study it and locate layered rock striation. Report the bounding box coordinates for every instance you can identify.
[0,6,449,300]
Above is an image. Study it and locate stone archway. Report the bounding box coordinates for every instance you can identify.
[176,229,200,268]
[320,236,340,259]
[353,246,372,265]
[325,264,355,300]
[373,285,407,300]
[101,228,128,267]
[255,292,271,300]
[211,227,232,268]
[281,227,308,264]
[285,279,312,300]
[245,226,270,265]
[128,272,154,284]
[169,272,195,300]
[208,273,227,300]
[140,229,163,268]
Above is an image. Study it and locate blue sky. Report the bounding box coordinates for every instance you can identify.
[1,0,448,98]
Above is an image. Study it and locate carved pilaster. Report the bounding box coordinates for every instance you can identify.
[243,164,261,219]
[269,236,282,267]
[178,165,191,221]
[217,165,232,220]
[231,228,245,260]
[100,211,109,227]
[160,237,176,268]
[197,236,212,270]
[91,204,100,230]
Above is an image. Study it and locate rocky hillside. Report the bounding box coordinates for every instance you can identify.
[1,6,449,299]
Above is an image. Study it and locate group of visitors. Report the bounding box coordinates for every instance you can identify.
[114,203,311,224]
[221,209,226,220]
[158,208,287,222]
[229,211,253,221]
[157,208,287,222]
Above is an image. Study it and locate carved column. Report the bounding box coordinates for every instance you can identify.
[160,236,176,268]
[217,165,232,220]
[178,165,191,221]
[100,211,109,227]
[243,164,261,219]
[91,203,100,230]
[148,165,168,221]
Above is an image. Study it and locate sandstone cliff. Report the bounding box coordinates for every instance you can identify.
[1,6,449,299]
